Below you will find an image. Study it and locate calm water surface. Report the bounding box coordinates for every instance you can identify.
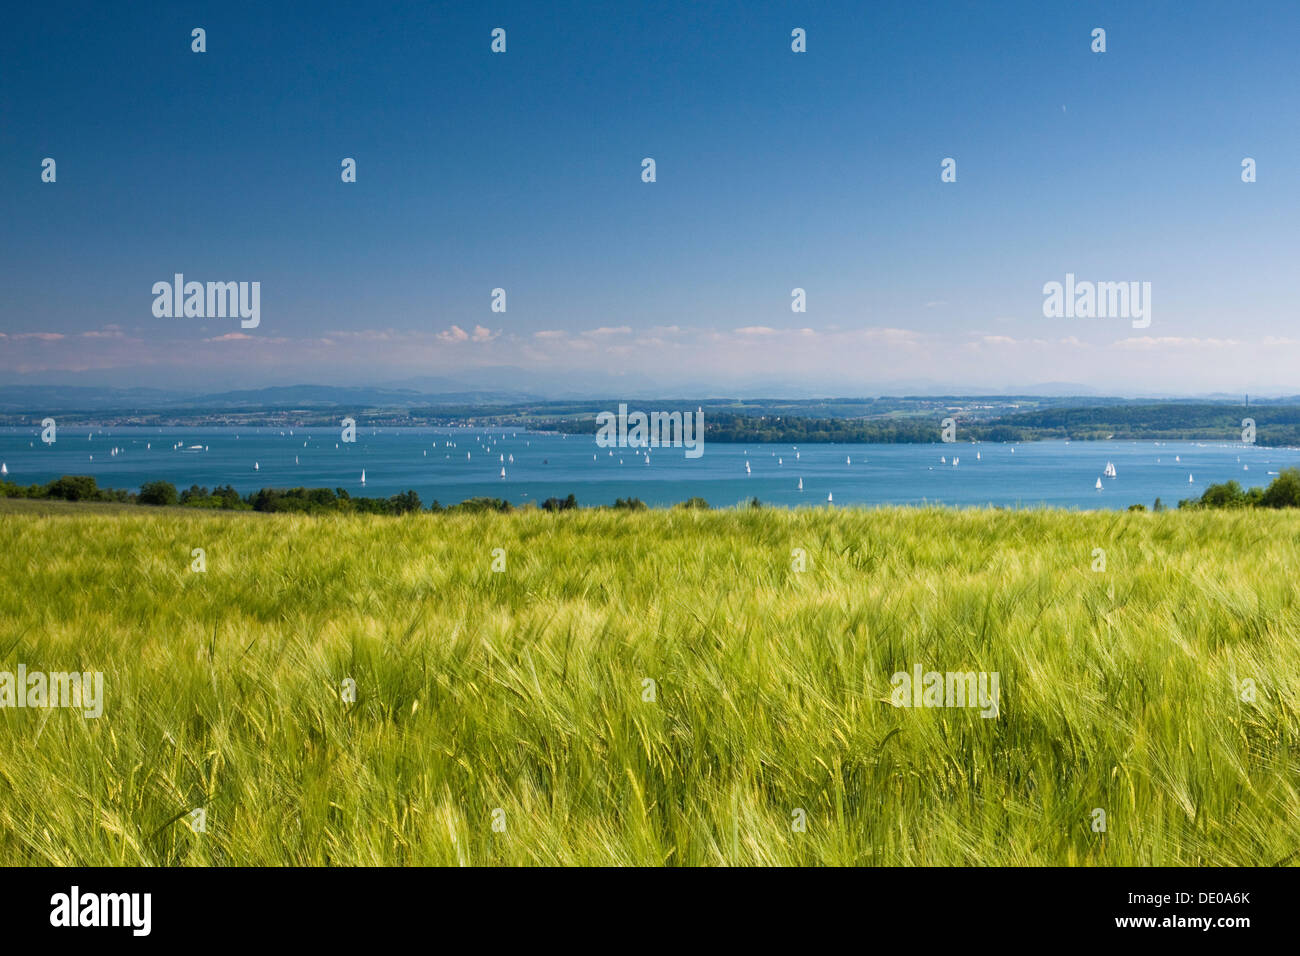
[2,426,1295,510]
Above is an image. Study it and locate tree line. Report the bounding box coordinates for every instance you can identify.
[0,477,696,514]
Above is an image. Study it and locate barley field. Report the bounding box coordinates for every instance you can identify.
[0,504,1297,866]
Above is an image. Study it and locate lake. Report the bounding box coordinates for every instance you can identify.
[2,426,1295,510]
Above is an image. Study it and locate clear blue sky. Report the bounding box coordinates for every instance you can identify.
[2,0,1298,395]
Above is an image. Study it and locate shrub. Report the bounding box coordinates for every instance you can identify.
[46,475,101,502]
[1261,468,1300,508]
[138,480,179,506]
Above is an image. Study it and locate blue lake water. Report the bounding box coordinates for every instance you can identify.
[2,426,1296,510]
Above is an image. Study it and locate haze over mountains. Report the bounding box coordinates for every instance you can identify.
[0,377,1274,414]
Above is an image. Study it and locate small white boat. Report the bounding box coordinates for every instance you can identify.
[295,456,299,464]
[1188,474,1194,483]
[778,457,783,465]
[1104,461,1116,478]
[846,456,851,465]
[745,461,751,475]
[361,469,366,484]
[500,467,506,478]
[827,492,833,503]
[0,463,6,475]
[798,477,803,490]
[976,452,981,460]
[254,462,259,470]
[952,457,959,466]
[1095,477,1102,490]
[1176,455,1181,462]
[941,455,946,464]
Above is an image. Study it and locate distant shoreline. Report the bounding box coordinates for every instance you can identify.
[4,397,1299,446]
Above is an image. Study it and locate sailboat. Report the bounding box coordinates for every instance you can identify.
[1104,461,1117,478]
[500,467,506,479]
[295,456,299,464]
[952,457,959,466]
[745,461,751,475]
[1095,477,1102,490]
[778,457,783,465]
[846,456,851,465]
[827,492,833,503]
[976,452,981,460]
[1188,473,1194,483]
[2,463,7,475]
[361,469,366,484]
[941,455,946,464]
[1175,455,1181,462]
[798,477,803,490]
[254,462,259,471]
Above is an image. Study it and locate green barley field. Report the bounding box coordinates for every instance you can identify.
[1,504,1297,866]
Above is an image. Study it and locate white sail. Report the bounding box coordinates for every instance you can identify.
[500,467,506,478]
[1095,477,1102,490]
[0,463,6,475]
[827,492,833,502]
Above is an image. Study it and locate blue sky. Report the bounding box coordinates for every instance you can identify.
[2,0,1298,395]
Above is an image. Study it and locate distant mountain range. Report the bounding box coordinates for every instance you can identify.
[0,379,1283,413]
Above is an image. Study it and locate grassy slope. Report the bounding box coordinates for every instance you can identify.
[0,506,1296,866]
